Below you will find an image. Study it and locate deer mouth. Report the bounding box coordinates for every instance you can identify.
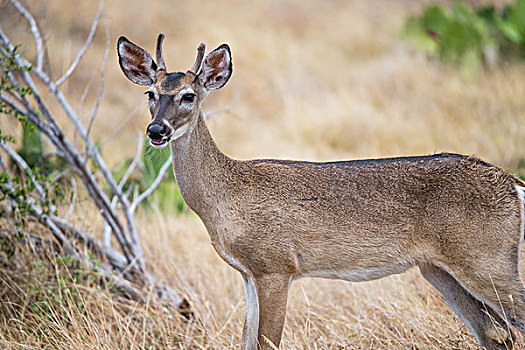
[149,136,170,149]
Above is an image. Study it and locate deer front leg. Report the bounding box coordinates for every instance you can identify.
[242,274,259,350]
[247,273,291,350]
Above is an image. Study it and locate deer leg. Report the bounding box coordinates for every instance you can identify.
[253,273,291,350]
[419,264,515,350]
[461,272,525,338]
[241,274,259,350]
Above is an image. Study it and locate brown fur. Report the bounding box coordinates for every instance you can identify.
[118,37,525,350]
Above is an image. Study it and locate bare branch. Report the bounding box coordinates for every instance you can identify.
[0,97,61,170]
[203,93,239,120]
[0,26,31,68]
[0,142,46,199]
[42,150,66,161]
[0,152,7,172]
[0,62,137,268]
[115,131,144,206]
[0,92,26,117]
[4,75,27,107]
[1,89,138,267]
[1,180,77,257]
[0,152,17,227]
[2,62,36,111]
[2,25,145,270]
[50,168,72,187]
[130,157,171,215]
[0,142,71,257]
[76,73,96,116]
[2,75,126,242]
[100,103,143,146]
[84,21,110,160]
[1,8,186,309]
[123,181,135,200]
[9,0,43,71]
[64,177,77,220]
[74,67,97,148]
[105,131,143,250]
[47,86,143,266]
[103,224,112,251]
[55,0,104,87]
[40,0,52,77]
[36,209,78,257]
[51,216,128,271]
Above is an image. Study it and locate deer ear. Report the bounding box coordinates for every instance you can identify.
[117,36,157,86]
[199,44,232,91]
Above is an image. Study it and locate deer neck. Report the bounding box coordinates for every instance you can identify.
[169,113,230,217]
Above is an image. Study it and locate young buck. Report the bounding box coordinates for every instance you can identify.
[118,34,525,350]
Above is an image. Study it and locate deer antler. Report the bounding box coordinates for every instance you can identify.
[189,43,206,74]
[156,33,166,71]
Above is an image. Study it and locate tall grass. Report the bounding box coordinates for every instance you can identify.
[1,0,524,348]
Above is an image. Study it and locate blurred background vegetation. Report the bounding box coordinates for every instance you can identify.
[404,0,525,70]
[1,0,523,174]
[1,0,525,348]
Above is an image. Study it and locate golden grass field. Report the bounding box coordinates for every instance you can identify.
[1,0,525,349]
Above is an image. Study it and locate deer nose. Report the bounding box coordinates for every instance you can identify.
[147,123,166,139]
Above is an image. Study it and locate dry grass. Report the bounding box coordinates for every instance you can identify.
[1,0,525,349]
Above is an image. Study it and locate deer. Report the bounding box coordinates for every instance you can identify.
[117,34,525,350]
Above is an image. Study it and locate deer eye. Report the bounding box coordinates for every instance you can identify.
[181,93,195,103]
[145,91,155,101]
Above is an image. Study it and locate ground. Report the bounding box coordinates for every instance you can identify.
[0,0,524,348]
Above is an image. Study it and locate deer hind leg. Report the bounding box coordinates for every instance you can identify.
[419,264,515,350]
[249,273,291,350]
[459,269,525,337]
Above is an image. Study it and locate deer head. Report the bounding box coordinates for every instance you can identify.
[117,34,232,148]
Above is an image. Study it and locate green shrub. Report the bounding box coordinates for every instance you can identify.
[403,0,525,70]
[496,0,525,45]
[112,140,185,214]
[142,141,185,213]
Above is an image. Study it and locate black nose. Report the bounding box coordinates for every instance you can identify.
[147,123,166,139]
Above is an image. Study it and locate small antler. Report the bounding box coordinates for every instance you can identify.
[156,33,166,71]
[189,43,206,74]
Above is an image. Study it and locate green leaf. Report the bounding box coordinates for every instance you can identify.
[452,2,475,23]
[422,5,449,36]
[496,16,523,43]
